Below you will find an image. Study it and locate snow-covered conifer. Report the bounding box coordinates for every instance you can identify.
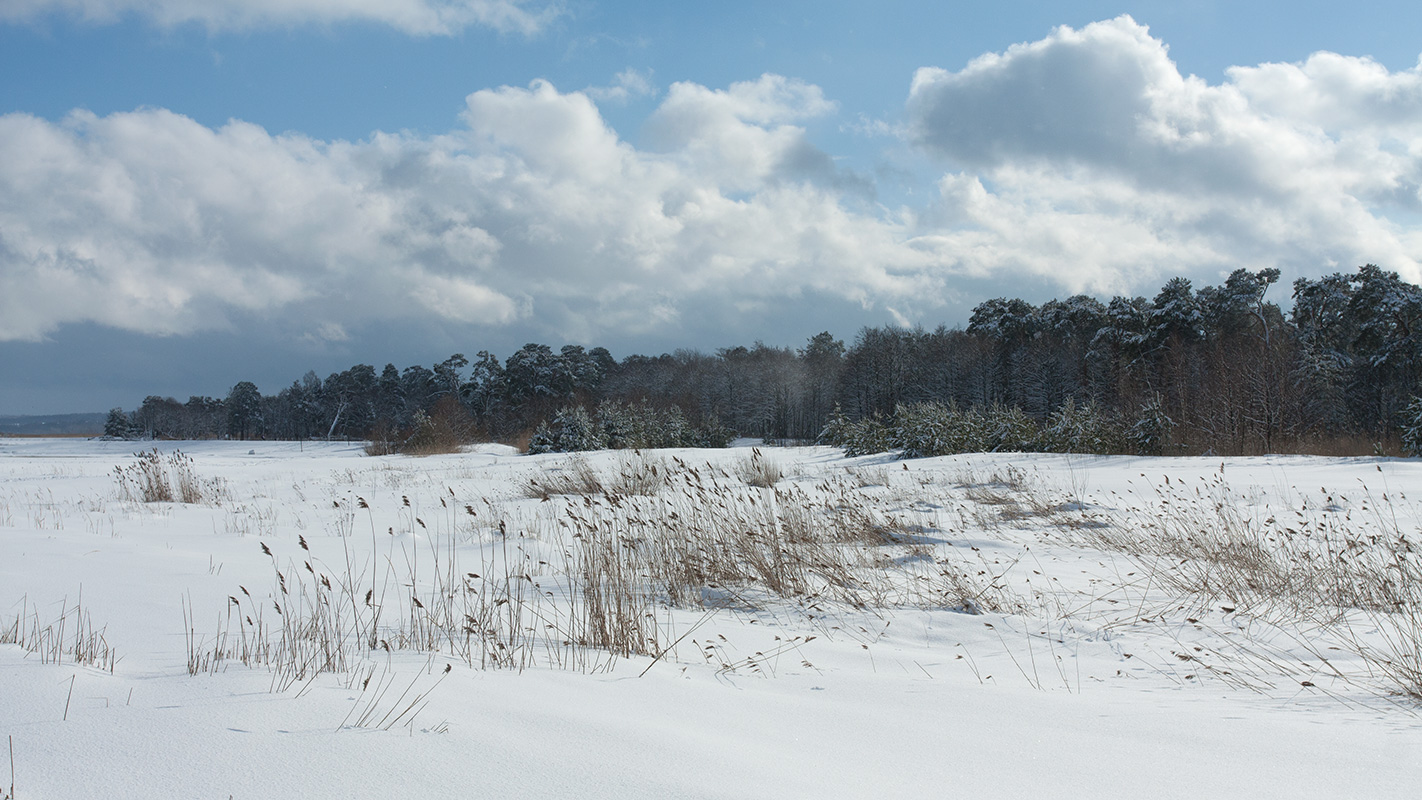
[1400,396,1422,457]
[1127,395,1175,456]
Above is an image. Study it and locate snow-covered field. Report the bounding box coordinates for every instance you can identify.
[2,438,1419,798]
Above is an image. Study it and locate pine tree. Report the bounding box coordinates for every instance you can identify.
[1127,394,1175,456]
[818,404,851,446]
[527,421,557,454]
[103,408,135,440]
[1400,396,1422,457]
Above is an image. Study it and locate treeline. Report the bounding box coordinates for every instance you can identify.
[106,265,1422,456]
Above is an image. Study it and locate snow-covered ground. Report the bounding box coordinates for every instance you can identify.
[2,438,1419,798]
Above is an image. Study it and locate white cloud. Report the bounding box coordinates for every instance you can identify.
[644,74,846,192]
[586,68,657,105]
[0,78,940,343]
[0,0,558,36]
[5,20,1422,348]
[905,15,1422,291]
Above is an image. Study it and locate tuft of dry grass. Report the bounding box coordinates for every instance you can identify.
[113,449,227,505]
[2,594,117,673]
[339,660,453,732]
[1054,471,1422,701]
[523,457,607,499]
[734,448,783,488]
[522,452,666,500]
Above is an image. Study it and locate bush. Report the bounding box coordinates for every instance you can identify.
[693,413,738,448]
[1040,397,1123,455]
[530,402,736,454]
[596,400,654,449]
[841,415,894,457]
[826,399,1132,459]
[528,406,607,454]
[819,405,851,446]
[658,406,698,448]
[1127,394,1175,456]
[892,402,965,459]
[983,405,1039,453]
[103,408,138,440]
[889,402,1039,458]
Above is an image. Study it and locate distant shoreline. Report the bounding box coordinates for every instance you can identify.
[0,412,105,436]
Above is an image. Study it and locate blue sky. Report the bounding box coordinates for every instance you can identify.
[3,1,1422,413]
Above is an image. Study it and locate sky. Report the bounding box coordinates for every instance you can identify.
[2,1,1422,414]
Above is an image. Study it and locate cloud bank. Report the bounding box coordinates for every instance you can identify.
[0,0,556,35]
[0,75,935,342]
[906,15,1422,292]
[2,16,1421,346]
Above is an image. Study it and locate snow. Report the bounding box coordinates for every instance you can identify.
[2,439,1419,798]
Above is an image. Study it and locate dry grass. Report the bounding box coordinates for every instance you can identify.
[522,452,666,500]
[1,594,116,673]
[189,512,617,684]
[339,660,452,732]
[1054,472,1422,700]
[734,448,783,488]
[523,457,607,499]
[1075,475,1413,615]
[177,450,1422,704]
[189,453,1023,684]
[548,462,1000,616]
[113,449,227,504]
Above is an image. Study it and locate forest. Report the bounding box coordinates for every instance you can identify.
[104,264,1422,457]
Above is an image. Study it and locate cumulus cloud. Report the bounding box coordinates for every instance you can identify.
[0,0,557,36]
[0,76,939,343]
[905,15,1422,292]
[644,74,857,193]
[4,19,1422,347]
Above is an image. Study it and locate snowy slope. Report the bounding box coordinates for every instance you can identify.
[1,439,1418,798]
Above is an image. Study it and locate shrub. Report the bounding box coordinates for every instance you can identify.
[983,404,1038,453]
[892,402,962,459]
[528,406,607,454]
[1127,394,1175,456]
[841,415,894,457]
[818,405,851,446]
[372,396,480,456]
[531,402,736,454]
[1400,396,1422,457]
[103,408,138,440]
[693,413,738,448]
[1040,397,1123,454]
[657,406,698,448]
[596,400,654,449]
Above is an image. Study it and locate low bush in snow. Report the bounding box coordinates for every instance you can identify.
[528,402,736,454]
[821,397,1178,459]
